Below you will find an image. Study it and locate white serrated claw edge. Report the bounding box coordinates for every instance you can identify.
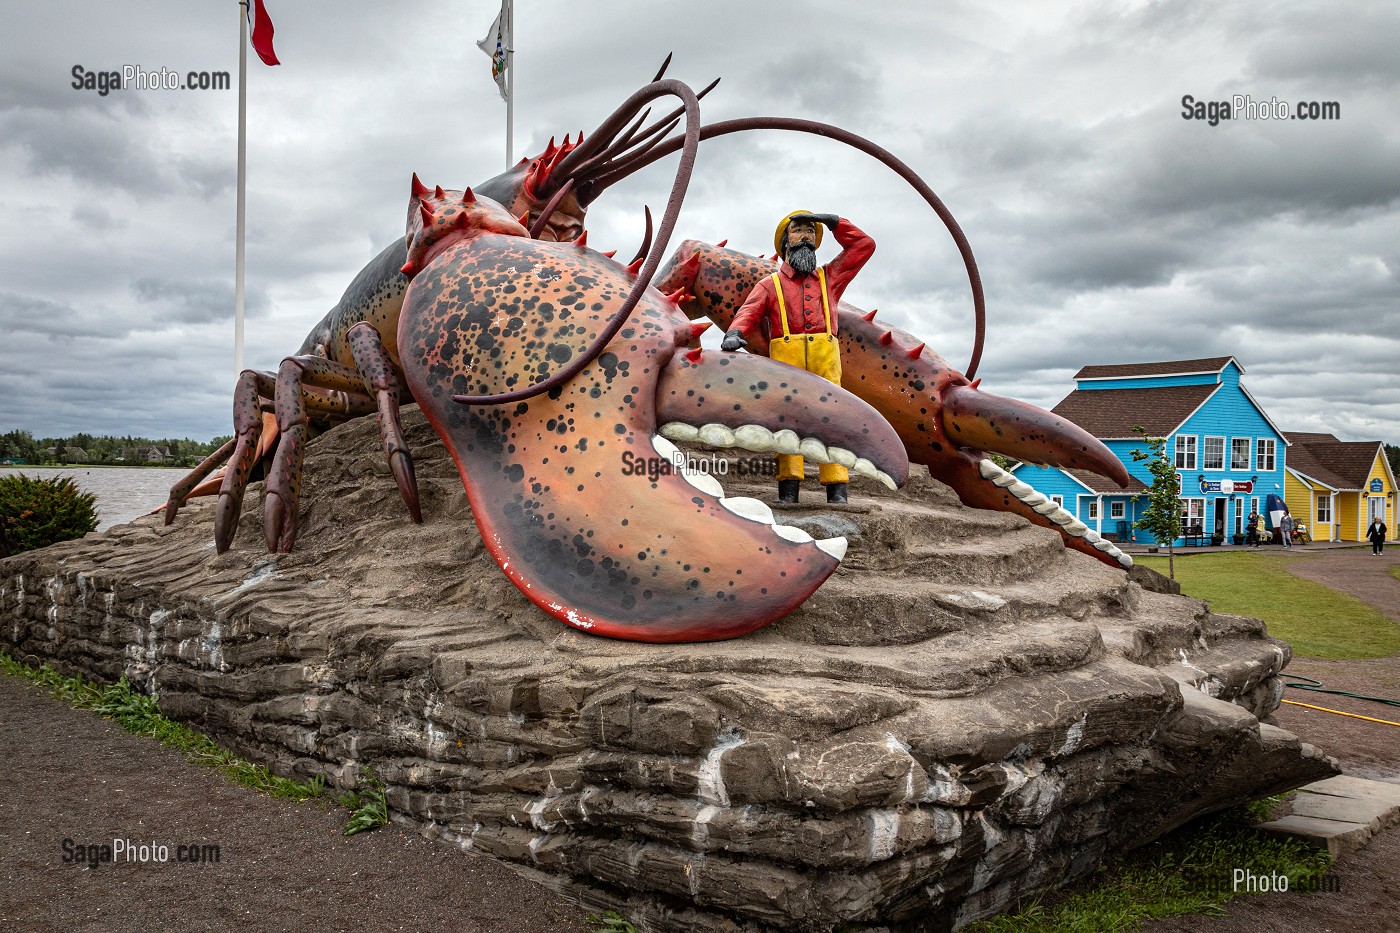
[720,497,775,525]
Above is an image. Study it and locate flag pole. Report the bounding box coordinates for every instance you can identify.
[505,0,514,169]
[234,0,248,378]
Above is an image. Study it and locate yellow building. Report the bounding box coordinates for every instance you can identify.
[1284,433,1396,542]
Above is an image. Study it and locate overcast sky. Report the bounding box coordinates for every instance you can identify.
[1,0,1395,447]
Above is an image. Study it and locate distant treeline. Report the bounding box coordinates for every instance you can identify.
[1390,444,1399,478]
[0,429,233,468]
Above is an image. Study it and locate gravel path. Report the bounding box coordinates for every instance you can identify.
[1283,548,1400,622]
[0,675,585,933]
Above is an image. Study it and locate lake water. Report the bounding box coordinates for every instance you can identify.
[0,465,183,531]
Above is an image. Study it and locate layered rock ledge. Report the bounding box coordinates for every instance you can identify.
[0,410,1335,931]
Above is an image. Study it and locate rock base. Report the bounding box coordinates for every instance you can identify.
[0,410,1335,931]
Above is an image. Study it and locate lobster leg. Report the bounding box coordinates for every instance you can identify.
[263,356,379,552]
[214,369,278,553]
[347,322,421,523]
[165,437,236,524]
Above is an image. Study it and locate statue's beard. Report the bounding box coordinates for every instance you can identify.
[787,242,817,275]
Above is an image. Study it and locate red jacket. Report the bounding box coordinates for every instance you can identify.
[731,218,875,339]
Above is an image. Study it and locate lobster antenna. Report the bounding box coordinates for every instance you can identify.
[652,52,673,82]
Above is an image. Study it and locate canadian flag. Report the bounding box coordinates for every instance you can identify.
[247,0,279,66]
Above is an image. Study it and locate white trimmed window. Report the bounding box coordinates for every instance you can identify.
[1317,495,1332,523]
[1231,437,1251,470]
[1110,501,1125,520]
[1174,435,1197,470]
[1256,438,1276,472]
[1087,499,1099,520]
[1050,495,1063,507]
[1204,436,1225,471]
[1178,497,1205,528]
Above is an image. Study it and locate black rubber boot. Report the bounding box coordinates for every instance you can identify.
[777,480,801,504]
[826,482,848,504]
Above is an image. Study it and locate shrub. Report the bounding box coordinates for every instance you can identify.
[0,473,99,558]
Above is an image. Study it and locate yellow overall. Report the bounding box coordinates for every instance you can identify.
[768,269,848,485]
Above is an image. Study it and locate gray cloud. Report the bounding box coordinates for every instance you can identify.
[0,0,1395,450]
[131,276,270,325]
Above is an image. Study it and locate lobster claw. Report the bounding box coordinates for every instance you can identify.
[941,384,1130,487]
[397,232,910,642]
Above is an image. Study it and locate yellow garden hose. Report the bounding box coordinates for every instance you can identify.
[1281,699,1400,728]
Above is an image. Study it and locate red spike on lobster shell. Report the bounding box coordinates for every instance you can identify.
[461,187,476,204]
[419,202,434,226]
[908,343,926,360]
[862,308,878,322]
[685,347,704,363]
[689,321,712,340]
[603,249,618,259]
[626,258,644,276]
[715,239,729,248]
[573,231,588,249]
[400,260,416,276]
[434,185,445,199]
[410,172,429,199]
[878,331,894,346]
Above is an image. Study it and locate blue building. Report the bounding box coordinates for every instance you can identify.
[1011,357,1289,547]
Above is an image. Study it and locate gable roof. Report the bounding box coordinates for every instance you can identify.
[1285,432,1341,445]
[1007,463,1147,494]
[1284,433,1388,490]
[1074,356,1238,381]
[1051,384,1218,438]
[1284,444,1351,490]
[1064,468,1148,494]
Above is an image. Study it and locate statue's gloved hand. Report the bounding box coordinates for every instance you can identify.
[791,212,840,229]
[721,329,747,351]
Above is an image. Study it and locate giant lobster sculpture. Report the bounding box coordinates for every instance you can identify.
[165,68,1132,643]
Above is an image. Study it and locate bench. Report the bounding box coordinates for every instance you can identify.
[1183,523,1210,547]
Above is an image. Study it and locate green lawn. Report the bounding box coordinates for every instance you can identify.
[1137,552,1400,659]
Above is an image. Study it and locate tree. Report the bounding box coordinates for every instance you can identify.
[1130,425,1183,580]
[1387,443,1399,479]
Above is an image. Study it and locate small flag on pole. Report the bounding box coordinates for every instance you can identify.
[247,0,280,66]
[477,2,510,101]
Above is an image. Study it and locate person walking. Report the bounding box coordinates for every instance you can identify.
[1246,509,1261,548]
[1280,513,1294,548]
[1368,516,1388,555]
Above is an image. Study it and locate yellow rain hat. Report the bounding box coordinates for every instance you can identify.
[773,210,824,255]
